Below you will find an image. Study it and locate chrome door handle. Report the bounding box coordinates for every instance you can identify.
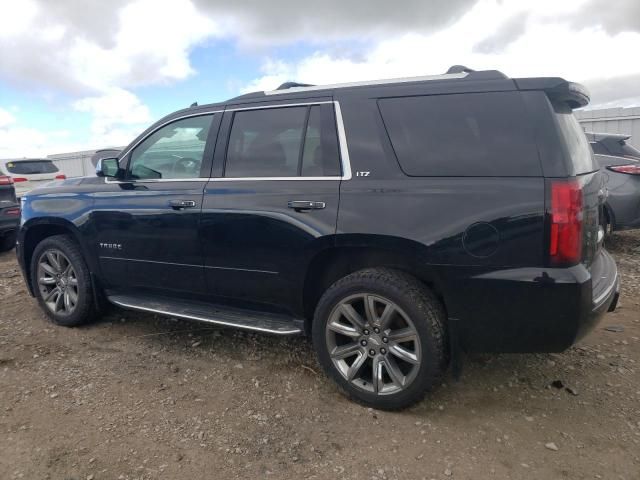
[169,199,197,210]
[287,200,326,211]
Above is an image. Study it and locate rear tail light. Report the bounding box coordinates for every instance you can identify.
[549,180,583,265]
[607,164,640,175]
[0,175,13,185]
[55,174,66,180]
[12,177,28,182]
[3,207,20,216]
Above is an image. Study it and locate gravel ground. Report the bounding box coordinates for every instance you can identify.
[1,233,639,480]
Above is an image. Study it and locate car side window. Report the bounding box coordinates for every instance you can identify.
[589,142,608,155]
[378,92,541,177]
[225,105,341,178]
[128,115,214,180]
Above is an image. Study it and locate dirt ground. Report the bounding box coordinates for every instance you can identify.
[1,235,639,480]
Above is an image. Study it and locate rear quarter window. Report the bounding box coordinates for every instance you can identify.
[378,92,541,177]
[552,103,596,174]
[4,160,59,174]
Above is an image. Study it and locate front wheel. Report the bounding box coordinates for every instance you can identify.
[312,268,447,410]
[30,234,96,327]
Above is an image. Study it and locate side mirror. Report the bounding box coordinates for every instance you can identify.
[96,158,120,178]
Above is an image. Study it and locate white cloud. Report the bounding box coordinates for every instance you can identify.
[241,0,640,107]
[3,0,640,159]
[0,0,219,95]
[0,108,16,129]
[0,0,219,155]
[0,116,76,159]
[73,88,152,147]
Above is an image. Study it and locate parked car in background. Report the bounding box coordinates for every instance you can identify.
[587,132,640,160]
[587,132,640,234]
[17,68,619,409]
[0,174,20,252]
[0,159,66,197]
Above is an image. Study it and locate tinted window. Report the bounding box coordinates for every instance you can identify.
[129,115,213,180]
[225,105,341,178]
[553,103,596,174]
[378,92,541,177]
[5,160,58,174]
[301,106,341,176]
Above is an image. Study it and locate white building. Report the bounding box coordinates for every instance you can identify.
[47,148,123,178]
[576,107,640,143]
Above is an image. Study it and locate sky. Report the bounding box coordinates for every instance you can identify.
[1,0,640,158]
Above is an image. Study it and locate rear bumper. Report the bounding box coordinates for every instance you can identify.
[574,249,618,341]
[445,249,619,353]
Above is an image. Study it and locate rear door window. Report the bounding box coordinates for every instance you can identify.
[378,92,541,177]
[5,160,59,174]
[224,105,341,178]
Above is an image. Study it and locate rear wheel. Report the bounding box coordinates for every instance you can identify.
[30,235,95,326]
[313,268,447,410]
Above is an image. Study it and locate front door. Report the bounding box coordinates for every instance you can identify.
[200,101,343,312]
[90,113,220,295]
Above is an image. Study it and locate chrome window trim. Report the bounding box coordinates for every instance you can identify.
[226,101,333,111]
[117,110,223,160]
[106,100,352,183]
[263,72,469,96]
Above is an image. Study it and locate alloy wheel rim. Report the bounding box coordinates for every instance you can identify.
[37,249,79,315]
[325,293,421,395]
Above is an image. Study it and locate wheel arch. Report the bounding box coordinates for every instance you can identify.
[20,218,97,296]
[301,235,449,334]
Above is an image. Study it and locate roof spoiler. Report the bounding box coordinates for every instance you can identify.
[514,77,590,109]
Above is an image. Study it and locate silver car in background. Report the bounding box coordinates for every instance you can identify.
[587,132,640,234]
[0,158,66,197]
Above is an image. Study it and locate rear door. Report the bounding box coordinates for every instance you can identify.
[199,100,343,311]
[90,113,220,295]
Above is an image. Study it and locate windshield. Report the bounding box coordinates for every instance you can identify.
[4,160,59,175]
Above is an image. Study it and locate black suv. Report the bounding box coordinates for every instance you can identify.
[17,67,619,409]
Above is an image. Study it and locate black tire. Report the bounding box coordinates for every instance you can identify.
[30,234,96,327]
[0,231,16,252]
[312,268,447,410]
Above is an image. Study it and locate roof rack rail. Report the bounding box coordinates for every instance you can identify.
[277,81,315,90]
[446,65,475,74]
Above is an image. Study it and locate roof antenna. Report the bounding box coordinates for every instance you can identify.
[190,101,198,107]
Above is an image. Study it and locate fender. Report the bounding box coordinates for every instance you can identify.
[18,217,101,296]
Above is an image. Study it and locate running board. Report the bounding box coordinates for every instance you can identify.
[107,293,304,335]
